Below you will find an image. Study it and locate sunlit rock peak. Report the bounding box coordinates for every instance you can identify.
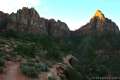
[93,10,105,21]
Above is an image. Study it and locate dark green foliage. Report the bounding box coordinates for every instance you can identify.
[0,18,7,29]
[14,43,36,57]
[39,63,49,72]
[0,30,120,78]
[48,77,56,80]
[64,67,82,80]
[0,30,21,38]
[0,52,6,72]
[20,60,45,78]
[73,32,120,78]
[46,48,62,60]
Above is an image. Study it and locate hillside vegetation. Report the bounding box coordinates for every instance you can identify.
[0,30,120,80]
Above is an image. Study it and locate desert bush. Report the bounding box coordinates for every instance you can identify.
[0,52,6,72]
[20,61,42,78]
[48,76,56,80]
[14,43,35,57]
[46,48,62,60]
[64,67,82,80]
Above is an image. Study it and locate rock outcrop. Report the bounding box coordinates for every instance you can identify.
[7,7,47,35]
[0,8,119,37]
[47,19,70,38]
[74,10,119,35]
[0,7,70,38]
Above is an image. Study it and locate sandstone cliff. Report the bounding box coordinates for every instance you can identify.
[73,10,119,35]
[47,19,70,38]
[0,7,70,38]
[7,7,47,35]
[0,8,119,37]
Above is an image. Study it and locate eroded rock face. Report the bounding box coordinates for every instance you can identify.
[6,7,70,37]
[0,8,119,37]
[0,7,70,38]
[74,10,119,35]
[47,19,70,38]
[7,7,47,35]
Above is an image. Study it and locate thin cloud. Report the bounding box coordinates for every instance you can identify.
[0,0,40,13]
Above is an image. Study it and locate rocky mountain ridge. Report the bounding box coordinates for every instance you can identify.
[0,7,120,80]
[0,7,119,37]
[0,7,70,38]
[73,10,119,36]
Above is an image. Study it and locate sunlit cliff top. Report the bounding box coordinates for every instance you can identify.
[93,9,105,21]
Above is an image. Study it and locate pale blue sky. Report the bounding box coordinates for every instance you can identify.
[35,0,120,30]
[0,0,119,30]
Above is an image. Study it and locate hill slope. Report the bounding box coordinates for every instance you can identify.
[0,7,120,80]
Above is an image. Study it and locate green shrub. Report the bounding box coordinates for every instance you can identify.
[20,61,42,78]
[46,48,61,60]
[0,52,6,72]
[2,30,19,38]
[14,43,35,57]
[64,67,82,80]
[48,76,56,80]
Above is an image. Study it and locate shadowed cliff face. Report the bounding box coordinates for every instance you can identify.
[0,11,8,31]
[47,19,70,38]
[73,10,119,35]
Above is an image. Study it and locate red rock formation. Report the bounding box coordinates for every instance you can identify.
[74,10,119,35]
[0,7,70,38]
[7,7,47,35]
[47,19,70,38]
[0,8,119,37]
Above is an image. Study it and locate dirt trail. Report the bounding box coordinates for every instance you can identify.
[4,61,28,80]
[0,74,4,80]
[39,72,48,80]
[0,61,49,80]
[0,59,70,80]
